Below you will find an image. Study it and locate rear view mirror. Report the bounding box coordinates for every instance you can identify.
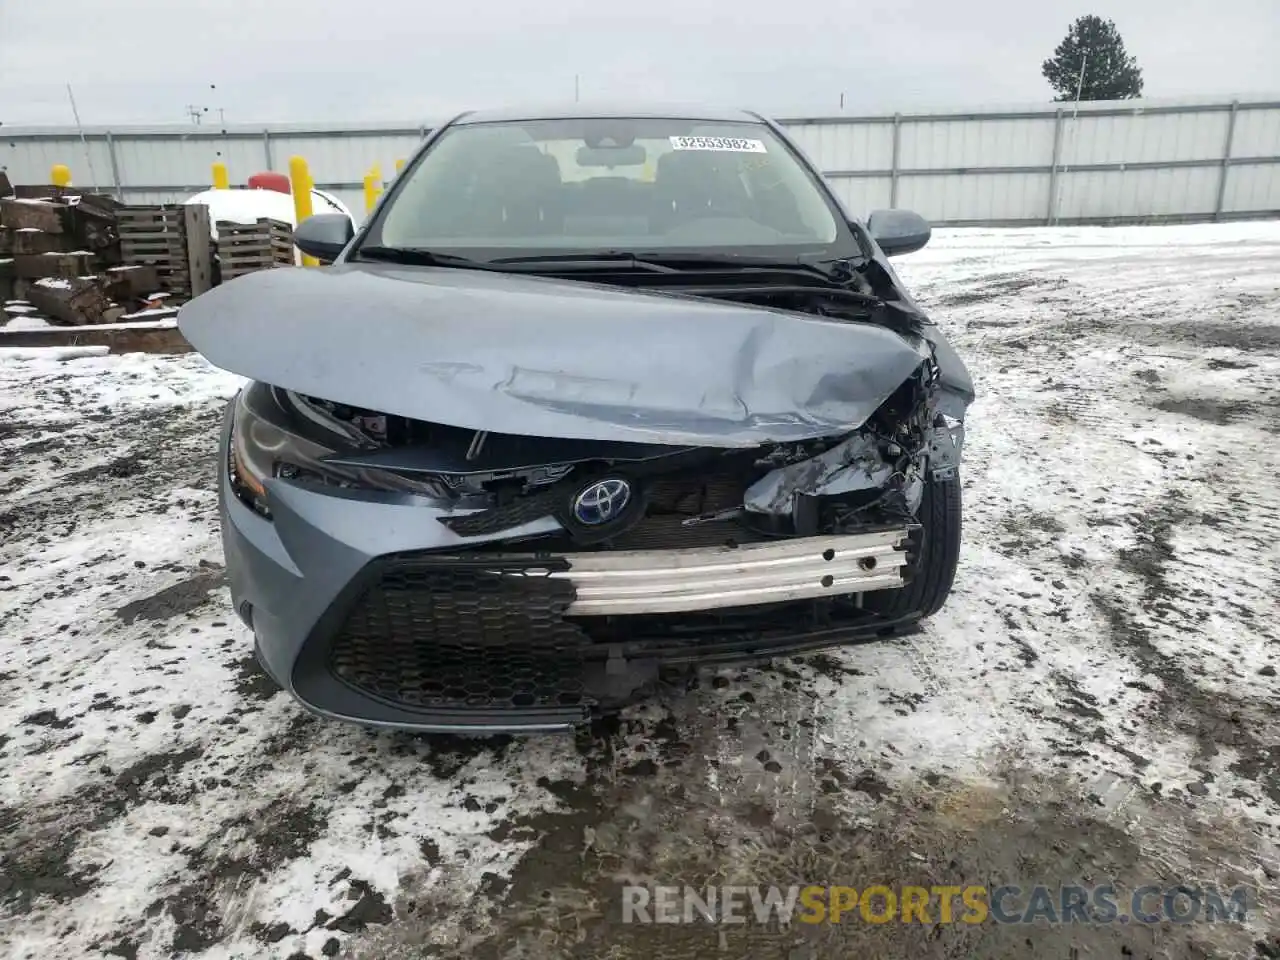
[294,214,354,262]
[866,209,931,257]
[576,144,647,168]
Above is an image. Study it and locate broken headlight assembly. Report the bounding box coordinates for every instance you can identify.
[227,384,446,517]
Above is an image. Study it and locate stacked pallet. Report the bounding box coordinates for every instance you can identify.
[0,176,165,327]
[215,218,295,280]
[117,204,213,300]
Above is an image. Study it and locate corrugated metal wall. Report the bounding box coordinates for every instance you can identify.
[2,98,1278,226]
[781,98,1280,225]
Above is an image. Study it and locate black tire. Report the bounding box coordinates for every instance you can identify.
[863,472,962,620]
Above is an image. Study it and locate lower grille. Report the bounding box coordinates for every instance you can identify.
[328,559,591,710]
[324,525,913,715]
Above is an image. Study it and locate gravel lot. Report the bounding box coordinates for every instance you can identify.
[2,222,1278,960]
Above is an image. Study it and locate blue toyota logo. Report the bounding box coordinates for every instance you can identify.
[572,478,632,525]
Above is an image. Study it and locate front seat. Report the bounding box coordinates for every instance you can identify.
[492,146,563,236]
[653,151,750,231]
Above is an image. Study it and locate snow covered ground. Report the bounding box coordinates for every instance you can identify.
[1,222,1278,960]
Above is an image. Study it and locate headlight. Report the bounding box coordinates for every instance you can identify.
[227,385,448,517]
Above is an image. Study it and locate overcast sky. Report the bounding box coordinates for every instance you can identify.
[1,0,1277,127]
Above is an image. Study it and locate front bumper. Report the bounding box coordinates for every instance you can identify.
[217,408,920,733]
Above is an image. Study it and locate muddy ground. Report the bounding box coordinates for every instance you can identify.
[1,224,1278,959]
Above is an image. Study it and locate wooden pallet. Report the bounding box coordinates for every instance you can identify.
[117,204,212,299]
[216,218,295,280]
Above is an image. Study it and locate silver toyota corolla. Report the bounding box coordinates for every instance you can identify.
[179,103,974,733]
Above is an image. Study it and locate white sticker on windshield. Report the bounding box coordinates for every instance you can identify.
[669,136,767,153]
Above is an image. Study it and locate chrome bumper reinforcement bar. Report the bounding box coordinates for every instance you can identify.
[541,528,912,616]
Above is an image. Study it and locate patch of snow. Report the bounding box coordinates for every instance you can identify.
[16,227,42,233]
[3,303,37,314]
[3,315,52,330]
[33,277,71,290]
[0,345,109,360]
[0,319,177,333]
[119,307,178,320]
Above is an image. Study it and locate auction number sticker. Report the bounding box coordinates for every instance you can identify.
[669,136,767,153]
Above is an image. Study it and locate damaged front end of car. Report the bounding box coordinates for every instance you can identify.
[222,352,965,715]
[185,263,972,727]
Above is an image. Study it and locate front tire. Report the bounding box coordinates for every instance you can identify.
[864,472,962,620]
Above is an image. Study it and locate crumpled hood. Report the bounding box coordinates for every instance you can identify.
[179,262,934,447]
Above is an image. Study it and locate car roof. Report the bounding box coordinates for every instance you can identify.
[453,102,766,125]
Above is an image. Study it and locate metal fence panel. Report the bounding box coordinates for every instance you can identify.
[122,134,268,193]
[1222,163,1280,214]
[899,171,1051,223]
[899,117,1056,169]
[1231,109,1280,156]
[1057,166,1221,219]
[1061,110,1230,165]
[2,135,118,193]
[783,122,894,173]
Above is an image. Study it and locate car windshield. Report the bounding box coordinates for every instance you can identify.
[370,117,846,259]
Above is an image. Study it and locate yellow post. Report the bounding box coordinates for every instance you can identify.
[50,164,72,187]
[212,161,229,190]
[363,170,378,216]
[395,158,406,174]
[289,155,318,267]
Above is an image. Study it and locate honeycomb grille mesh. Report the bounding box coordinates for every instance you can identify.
[328,561,591,710]
[442,486,559,536]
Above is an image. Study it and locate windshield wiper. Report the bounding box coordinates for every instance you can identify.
[355,246,498,270]
[492,251,881,304]
[626,252,866,281]
[488,253,682,273]
[493,251,876,288]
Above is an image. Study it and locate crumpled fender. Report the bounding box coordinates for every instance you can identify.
[744,432,893,514]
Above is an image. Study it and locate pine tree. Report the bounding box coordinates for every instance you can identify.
[1042,16,1144,102]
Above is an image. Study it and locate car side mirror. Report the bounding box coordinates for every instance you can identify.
[866,209,931,257]
[294,214,354,263]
